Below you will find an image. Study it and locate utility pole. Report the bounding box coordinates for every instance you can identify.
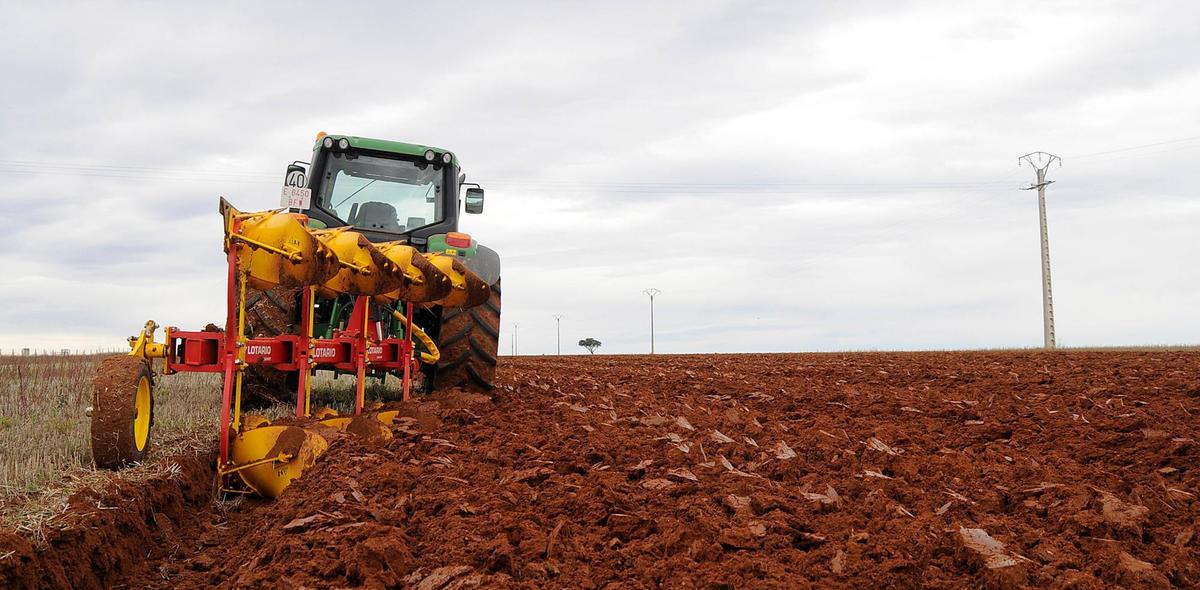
[552,314,564,355]
[642,288,661,354]
[511,322,520,356]
[1019,151,1061,349]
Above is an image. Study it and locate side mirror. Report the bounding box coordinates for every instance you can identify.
[464,187,485,214]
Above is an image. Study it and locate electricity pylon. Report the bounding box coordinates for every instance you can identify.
[1019,151,1061,349]
[642,288,661,354]
[552,314,564,355]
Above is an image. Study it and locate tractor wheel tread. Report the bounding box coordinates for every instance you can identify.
[249,307,274,335]
[469,337,499,366]
[432,279,500,393]
[262,289,289,312]
[439,350,471,372]
[470,309,501,339]
[465,364,494,390]
[440,324,473,349]
[483,298,501,315]
[236,284,302,406]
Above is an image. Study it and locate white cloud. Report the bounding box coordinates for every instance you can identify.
[1,0,1197,354]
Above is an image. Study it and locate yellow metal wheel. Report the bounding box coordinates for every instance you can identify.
[133,376,152,452]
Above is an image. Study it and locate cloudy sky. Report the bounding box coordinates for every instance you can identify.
[1,1,1197,355]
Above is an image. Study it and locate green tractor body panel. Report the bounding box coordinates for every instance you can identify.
[427,233,479,257]
[320,135,461,167]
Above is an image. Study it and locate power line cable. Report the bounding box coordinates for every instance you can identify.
[4,130,1195,189]
[1068,134,1200,160]
[0,159,275,178]
[0,170,1015,192]
[0,161,1022,195]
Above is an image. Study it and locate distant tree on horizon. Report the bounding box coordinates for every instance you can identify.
[578,338,602,354]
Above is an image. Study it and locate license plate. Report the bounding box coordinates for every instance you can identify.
[280,186,312,209]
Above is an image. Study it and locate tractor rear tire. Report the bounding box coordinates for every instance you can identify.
[238,286,301,406]
[91,356,154,469]
[433,279,501,391]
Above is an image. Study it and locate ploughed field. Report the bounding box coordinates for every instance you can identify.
[4,351,1200,589]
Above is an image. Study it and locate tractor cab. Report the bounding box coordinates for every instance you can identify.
[281,133,485,247]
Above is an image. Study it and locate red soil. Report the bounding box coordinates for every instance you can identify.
[0,452,214,589]
[4,351,1200,589]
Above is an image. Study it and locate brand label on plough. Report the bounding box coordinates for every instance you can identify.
[244,340,289,364]
[313,344,351,363]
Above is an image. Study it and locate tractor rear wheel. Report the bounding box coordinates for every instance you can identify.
[433,280,501,391]
[91,356,155,468]
[238,286,301,406]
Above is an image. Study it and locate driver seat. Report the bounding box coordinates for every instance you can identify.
[351,201,402,232]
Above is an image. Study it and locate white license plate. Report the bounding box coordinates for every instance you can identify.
[280,186,312,209]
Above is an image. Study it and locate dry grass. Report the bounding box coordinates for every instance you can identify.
[0,354,224,494]
[0,353,231,538]
[0,353,379,538]
[309,371,412,413]
[0,448,205,545]
[0,353,396,488]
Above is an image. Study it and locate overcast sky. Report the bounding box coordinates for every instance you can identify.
[1,1,1197,355]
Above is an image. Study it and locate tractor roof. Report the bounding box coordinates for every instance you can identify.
[318,134,460,166]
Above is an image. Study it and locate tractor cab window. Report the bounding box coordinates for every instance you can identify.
[318,152,442,233]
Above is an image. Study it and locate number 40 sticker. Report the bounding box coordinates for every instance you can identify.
[280,186,312,209]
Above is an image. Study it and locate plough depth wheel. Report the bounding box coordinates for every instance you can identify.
[91,356,155,468]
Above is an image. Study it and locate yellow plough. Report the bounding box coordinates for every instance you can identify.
[91,199,491,498]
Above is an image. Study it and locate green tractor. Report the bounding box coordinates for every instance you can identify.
[242,132,501,402]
